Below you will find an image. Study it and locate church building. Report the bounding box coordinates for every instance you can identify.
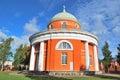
[29,7,99,73]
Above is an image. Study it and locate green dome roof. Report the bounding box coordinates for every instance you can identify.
[51,7,78,22]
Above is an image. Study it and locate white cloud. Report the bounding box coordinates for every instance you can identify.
[24,17,39,34]
[11,17,40,53]
[0,31,7,39]
[75,0,120,59]
[11,35,30,52]
[112,26,120,35]
[92,14,108,35]
[0,30,29,55]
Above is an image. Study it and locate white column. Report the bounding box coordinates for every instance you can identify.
[94,45,99,71]
[85,41,90,71]
[29,45,35,71]
[38,41,44,71]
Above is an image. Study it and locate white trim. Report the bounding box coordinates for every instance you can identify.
[29,45,35,71]
[56,40,73,50]
[38,41,44,71]
[30,30,98,46]
[38,43,41,71]
[85,42,90,71]
[94,45,99,71]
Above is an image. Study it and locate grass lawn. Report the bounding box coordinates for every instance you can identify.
[0,71,120,80]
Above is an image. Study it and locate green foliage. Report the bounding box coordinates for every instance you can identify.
[102,41,112,73]
[13,44,30,67]
[13,44,24,66]
[0,37,14,70]
[117,44,120,65]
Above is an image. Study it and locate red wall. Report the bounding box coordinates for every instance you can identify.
[43,39,96,71]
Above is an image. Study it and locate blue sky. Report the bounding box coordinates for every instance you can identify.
[0,0,120,59]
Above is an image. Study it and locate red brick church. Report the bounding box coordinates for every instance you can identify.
[29,7,99,73]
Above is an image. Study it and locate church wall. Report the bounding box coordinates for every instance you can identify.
[44,39,93,71]
[79,41,86,71]
[48,20,80,30]
[72,40,81,71]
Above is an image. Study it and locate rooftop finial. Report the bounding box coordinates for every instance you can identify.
[63,5,66,12]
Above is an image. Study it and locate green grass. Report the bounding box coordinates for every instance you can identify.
[0,71,120,80]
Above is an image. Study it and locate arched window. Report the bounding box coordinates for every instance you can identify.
[75,24,79,29]
[49,24,53,29]
[62,22,66,29]
[58,42,71,49]
[56,40,73,50]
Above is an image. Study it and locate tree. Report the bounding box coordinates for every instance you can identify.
[13,44,30,70]
[117,44,120,65]
[102,41,112,73]
[0,37,14,71]
[22,45,30,66]
[13,44,24,67]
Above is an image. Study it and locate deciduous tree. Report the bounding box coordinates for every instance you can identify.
[13,44,30,70]
[0,37,14,71]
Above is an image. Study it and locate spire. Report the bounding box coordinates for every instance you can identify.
[63,5,66,12]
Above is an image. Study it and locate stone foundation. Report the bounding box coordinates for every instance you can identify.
[28,71,102,77]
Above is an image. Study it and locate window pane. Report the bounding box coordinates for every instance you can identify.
[58,42,72,50]
[62,53,67,64]
[89,56,92,65]
[62,22,66,29]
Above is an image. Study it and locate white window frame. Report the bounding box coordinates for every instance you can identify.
[61,52,67,65]
[56,40,73,50]
[49,24,53,29]
[62,22,66,29]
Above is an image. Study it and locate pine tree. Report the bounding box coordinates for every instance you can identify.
[102,41,112,73]
[117,44,120,65]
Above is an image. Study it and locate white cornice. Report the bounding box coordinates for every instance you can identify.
[29,30,99,45]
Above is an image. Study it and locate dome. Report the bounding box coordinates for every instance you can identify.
[51,6,78,22]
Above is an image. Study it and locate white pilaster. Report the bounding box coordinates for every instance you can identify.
[85,41,90,70]
[38,41,44,71]
[29,45,35,71]
[94,45,99,71]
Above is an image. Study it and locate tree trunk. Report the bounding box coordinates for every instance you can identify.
[1,61,4,71]
[108,66,109,73]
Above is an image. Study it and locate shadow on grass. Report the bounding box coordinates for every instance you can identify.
[26,76,72,80]
[89,74,120,80]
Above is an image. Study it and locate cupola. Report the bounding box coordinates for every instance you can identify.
[48,6,81,30]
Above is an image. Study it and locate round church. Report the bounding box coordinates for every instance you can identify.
[29,7,99,73]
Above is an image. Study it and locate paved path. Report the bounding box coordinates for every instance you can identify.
[96,73,120,77]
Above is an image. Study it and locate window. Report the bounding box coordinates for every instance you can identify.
[62,53,67,64]
[75,24,79,29]
[58,42,71,49]
[62,22,66,29]
[49,24,53,29]
[89,56,92,65]
[56,40,73,50]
